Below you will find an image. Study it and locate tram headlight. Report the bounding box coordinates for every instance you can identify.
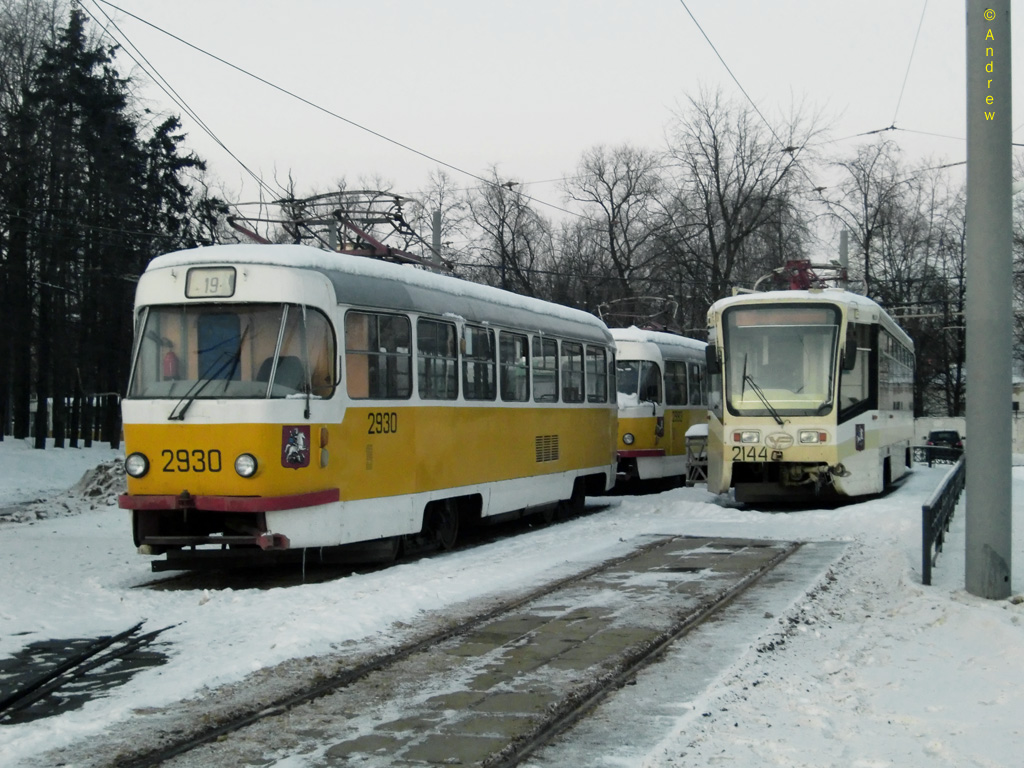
[799,430,828,444]
[623,433,635,446]
[733,431,760,444]
[234,453,258,478]
[125,452,149,478]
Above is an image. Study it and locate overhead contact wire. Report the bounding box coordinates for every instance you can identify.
[94,0,584,220]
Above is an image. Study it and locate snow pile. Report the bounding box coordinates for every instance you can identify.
[0,439,123,523]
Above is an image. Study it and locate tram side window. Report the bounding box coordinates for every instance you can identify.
[689,362,706,406]
[463,326,496,400]
[879,329,913,411]
[664,361,689,406]
[839,322,871,416]
[561,341,585,403]
[417,318,458,400]
[585,345,608,403]
[345,311,411,400]
[500,332,530,402]
[532,336,558,402]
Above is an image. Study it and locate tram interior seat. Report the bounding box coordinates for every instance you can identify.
[257,355,306,391]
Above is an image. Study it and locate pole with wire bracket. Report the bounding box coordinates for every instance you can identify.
[964,0,1012,599]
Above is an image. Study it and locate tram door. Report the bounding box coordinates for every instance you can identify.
[639,361,666,447]
[664,360,688,457]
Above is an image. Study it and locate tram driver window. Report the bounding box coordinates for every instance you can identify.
[275,306,335,398]
[345,311,411,400]
[840,322,871,413]
[640,361,662,404]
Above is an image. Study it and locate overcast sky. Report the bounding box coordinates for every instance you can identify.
[85,1,1022,220]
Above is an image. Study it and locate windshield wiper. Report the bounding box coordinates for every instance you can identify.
[743,372,785,426]
[168,327,250,421]
[167,350,238,421]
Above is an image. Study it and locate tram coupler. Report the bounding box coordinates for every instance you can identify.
[256,532,291,550]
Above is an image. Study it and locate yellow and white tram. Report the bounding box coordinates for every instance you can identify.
[705,288,914,502]
[612,327,707,483]
[118,244,617,569]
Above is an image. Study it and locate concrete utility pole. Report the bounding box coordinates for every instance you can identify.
[965,0,1013,599]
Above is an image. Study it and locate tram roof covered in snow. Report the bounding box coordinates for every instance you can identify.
[144,244,611,344]
[611,326,706,355]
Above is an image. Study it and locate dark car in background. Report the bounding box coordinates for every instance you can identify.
[927,430,964,450]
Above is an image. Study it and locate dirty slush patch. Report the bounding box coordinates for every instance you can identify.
[0,460,125,523]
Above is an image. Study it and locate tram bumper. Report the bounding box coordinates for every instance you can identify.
[120,489,337,553]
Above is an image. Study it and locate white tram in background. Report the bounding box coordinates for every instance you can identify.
[612,327,708,483]
[705,288,914,502]
[119,244,617,570]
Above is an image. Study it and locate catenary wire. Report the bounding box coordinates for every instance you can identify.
[675,0,784,149]
[83,0,284,206]
[891,0,929,127]
[93,0,585,221]
[675,0,828,198]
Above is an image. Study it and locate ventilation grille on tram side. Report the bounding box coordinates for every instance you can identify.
[535,435,560,463]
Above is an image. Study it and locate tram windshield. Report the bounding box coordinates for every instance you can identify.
[722,304,840,417]
[127,303,336,402]
[616,360,662,407]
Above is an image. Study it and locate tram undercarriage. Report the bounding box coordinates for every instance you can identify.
[730,460,848,503]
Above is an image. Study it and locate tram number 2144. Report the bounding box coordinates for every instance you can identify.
[731,445,769,462]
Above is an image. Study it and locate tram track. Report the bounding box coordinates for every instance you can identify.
[484,540,798,768]
[79,535,799,768]
[0,623,173,725]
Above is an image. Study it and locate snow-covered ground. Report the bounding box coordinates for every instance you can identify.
[1,437,1022,767]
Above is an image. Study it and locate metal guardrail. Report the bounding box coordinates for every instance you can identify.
[912,444,964,467]
[921,455,966,586]
[685,435,708,487]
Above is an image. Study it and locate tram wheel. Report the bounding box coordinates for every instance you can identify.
[425,499,459,551]
[380,535,403,563]
[557,480,586,519]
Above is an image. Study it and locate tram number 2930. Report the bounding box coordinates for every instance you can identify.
[731,445,769,462]
[162,449,223,473]
[367,411,398,435]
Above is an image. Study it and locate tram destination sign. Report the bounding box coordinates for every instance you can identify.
[185,267,236,298]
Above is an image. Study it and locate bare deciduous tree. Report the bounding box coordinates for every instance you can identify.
[465,167,553,297]
[560,144,669,324]
[663,87,821,302]
[821,139,909,300]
